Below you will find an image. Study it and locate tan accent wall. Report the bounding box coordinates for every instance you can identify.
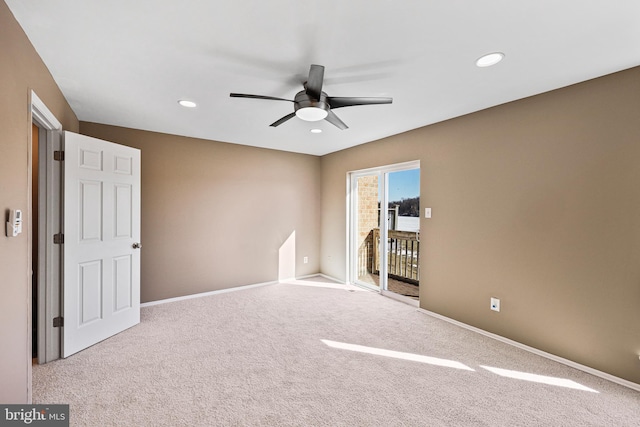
[321,67,640,385]
[79,123,321,302]
[0,1,78,403]
[3,0,639,398]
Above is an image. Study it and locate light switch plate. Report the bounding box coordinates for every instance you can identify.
[425,208,432,218]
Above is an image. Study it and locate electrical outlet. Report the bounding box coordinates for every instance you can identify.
[490,297,500,312]
[303,256,308,264]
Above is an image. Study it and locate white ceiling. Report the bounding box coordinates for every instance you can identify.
[7,1,640,156]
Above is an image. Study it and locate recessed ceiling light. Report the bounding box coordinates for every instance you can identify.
[178,100,197,108]
[476,52,505,68]
[310,128,322,134]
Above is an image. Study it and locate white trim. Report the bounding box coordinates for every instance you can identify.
[28,90,62,365]
[380,172,389,289]
[291,273,342,282]
[344,174,351,285]
[140,281,278,308]
[348,160,421,177]
[31,91,62,130]
[286,274,318,281]
[316,273,345,283]
[292,273,355,285]
[416,307,640,392]
[142,274,355,308]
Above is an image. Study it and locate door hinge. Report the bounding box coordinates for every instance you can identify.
[53,233,64,244]
[53,317,64,328]
[54,150,65,161]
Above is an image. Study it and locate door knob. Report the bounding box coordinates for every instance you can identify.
[132,242,142,249]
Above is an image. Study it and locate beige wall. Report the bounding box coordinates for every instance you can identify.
[0,1,78,403]
[321,66,640,385]
[3,0,639,401]
[80,123,321,302]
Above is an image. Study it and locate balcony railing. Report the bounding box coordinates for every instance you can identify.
[372,228,420,284]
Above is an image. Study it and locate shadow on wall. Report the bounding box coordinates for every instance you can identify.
[278,231,296,281]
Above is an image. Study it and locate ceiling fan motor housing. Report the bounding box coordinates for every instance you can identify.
[294,90,329,111]
[294,90,329,121]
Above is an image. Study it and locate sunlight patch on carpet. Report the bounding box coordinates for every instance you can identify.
[480,366,599,393]
[322,339,475,371]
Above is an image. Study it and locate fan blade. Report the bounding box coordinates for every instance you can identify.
[305,64,325,100]
[270,112,297,127]
[324,110,348,130]
[230,93,293,102]
[327,97,392,109]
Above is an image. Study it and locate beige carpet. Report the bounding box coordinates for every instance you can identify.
[33,277,639,426]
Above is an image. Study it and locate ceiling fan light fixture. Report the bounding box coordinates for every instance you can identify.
[476,52,505,67]
[231,64,392,130]
[296,107,328,121]
[178,100,197,108]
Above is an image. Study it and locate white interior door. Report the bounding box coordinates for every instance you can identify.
[63,131,141,357]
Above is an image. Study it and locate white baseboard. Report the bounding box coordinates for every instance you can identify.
[283,274,319,282]
[144,274,336,308]
[315,273,344,283]
[140,280,278,307]
[309,273,346,283]
[284,273,347,284]
[417,307,640,392]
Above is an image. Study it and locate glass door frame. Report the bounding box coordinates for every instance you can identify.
[348,160,420,302]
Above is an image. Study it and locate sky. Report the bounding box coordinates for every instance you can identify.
[388,168,420,202]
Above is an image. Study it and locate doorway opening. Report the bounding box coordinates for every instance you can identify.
[30,91,63,364]
[31,122,39,358]
[349,161,420,305]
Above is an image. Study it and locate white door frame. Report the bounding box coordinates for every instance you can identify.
[347,160,420,301]
[30,91,63,364]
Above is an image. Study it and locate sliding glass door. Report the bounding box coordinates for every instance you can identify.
[353,172,381,289]
[349,161,420,303]
[385,168,420,300]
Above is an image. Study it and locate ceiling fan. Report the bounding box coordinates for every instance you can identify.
[230,64,392,130]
